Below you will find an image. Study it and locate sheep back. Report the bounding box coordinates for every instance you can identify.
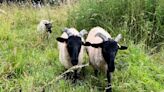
[86,26,112,73]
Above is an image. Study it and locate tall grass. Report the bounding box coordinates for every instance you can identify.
[0,1,164,92]
[68,0,164,48]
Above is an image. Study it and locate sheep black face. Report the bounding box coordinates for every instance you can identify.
[85,39,127,72]
[101,40,118,72]
[45,23,52,33]
[67,36,82,66]
[56,28,87,82]
[56,36,83,66]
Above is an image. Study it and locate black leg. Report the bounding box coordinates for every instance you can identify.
[94,69,99,77]
[64,68,72,80]
[72,70,79,83]
[65,71,71,80]
[106,70,112,92]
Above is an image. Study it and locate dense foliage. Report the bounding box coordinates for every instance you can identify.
[68,0,164,48]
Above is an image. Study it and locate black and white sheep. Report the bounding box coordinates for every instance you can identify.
[85,26,127,92]
[37,20,52,39]
[32,0,45,8]
[56,27,87,80]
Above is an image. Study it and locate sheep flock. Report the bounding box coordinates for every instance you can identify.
[36,20,128,92]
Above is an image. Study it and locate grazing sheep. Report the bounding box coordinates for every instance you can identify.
[0,0,3,3]
[85,26,127,92]
[37,20,52,40]
[56,27,87,81]
[32,0,44,8]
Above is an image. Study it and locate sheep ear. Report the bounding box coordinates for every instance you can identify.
[82,42,86,46]
[56,37,67,43]
[84,42,102,48]
[45,23,48,26]
[119,46,128,50]
[91,43,103,48]
[83,42,91,46]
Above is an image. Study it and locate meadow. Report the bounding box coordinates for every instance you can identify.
[0,0,164,92]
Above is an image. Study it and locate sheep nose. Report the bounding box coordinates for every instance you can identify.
[71,60,78,66]
[48,29,52,33]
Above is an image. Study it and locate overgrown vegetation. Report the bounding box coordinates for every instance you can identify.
[68,0,164,48]
[0,0,164,92]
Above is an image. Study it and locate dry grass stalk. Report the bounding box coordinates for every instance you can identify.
[42,63,89,88]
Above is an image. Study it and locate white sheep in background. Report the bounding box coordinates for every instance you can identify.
[37,20,52,39]
[85,26,127,92]
[56,27,87,81]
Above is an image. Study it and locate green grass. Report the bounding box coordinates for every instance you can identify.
[0,2,164,92]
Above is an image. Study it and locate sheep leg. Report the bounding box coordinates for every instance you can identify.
[72,70,79,83]
[106,70,112,92]
[94,69,99,77]
[65,70,72,80]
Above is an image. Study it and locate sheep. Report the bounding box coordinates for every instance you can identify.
[37,20,52,40]
[56,27,87,81]
[85,26,127,92]
[32,0,45,8]
[0,0,2,4]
